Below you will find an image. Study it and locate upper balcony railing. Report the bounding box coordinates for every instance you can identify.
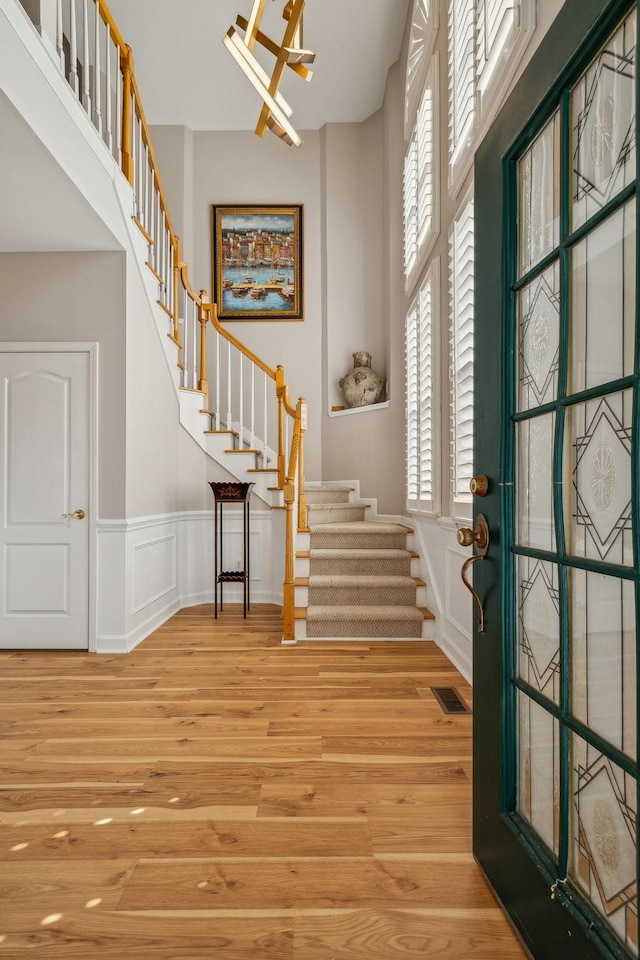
[32,0,307,640]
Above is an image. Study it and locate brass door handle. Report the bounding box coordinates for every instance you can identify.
[457,514,489,633]
[62,509,86,520]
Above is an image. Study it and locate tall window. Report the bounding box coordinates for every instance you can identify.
[403,57,439,288]
[449,196,475,515]
[448,0,535,193]
[406,261,439,513]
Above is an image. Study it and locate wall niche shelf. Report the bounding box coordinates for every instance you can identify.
[329,400,390,418]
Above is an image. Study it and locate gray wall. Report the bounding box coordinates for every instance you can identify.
[150,106,406,513]
[0,251,127,518]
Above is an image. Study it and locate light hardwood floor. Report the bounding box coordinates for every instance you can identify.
[0,604,527,959]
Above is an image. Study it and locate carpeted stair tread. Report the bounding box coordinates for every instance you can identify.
[310,520,407,533]
[309,575,416,586]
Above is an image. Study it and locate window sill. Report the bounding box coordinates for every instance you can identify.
[329,400,390,418]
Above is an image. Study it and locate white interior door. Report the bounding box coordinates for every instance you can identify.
[0,350,90,649]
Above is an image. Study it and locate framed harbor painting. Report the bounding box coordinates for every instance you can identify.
[212,204,303,320]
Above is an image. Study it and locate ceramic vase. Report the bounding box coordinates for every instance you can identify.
[339,351,386,407]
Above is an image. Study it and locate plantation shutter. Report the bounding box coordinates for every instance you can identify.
[448,0,476,165]
[403,134,418,278]
[404,70,436,285]
[418,274,434,503]
[477,0,519,93]
[406,299,420,501]
[406,263,437,513]
[449,198,475,511]
[416,83,434,250]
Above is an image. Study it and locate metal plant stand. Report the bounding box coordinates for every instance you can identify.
[209,481,254,618]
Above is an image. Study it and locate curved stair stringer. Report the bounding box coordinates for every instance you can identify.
[111,173,282,509]
[292,481,438,642]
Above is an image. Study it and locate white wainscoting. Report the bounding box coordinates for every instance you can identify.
[96,508,282,653]
[410,514,473,683]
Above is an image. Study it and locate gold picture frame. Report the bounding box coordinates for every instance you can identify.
[212,204,303,320]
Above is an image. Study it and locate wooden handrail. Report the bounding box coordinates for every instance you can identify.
[94,0,128,54]
[205,302,276,381]
[129,71,178,248]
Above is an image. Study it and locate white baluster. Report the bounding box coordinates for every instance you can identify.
[56,0,64,70]
[104,24,112,151]
[238,355,244,449]
[142,140,151,230]
[250,365,255,450]
[69,0,78,95]
[115,58,122,162]
[227,342,233,434]
[82,0,91,113]
[162,214,167,301]
[93,6,102,136]
[169,241,174,330]
[263,371,268,459]
[136,122,143,220]
[192,299,198,389]
[215,331,221,431]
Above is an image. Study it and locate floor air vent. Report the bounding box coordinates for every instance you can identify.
[431,687,471,714]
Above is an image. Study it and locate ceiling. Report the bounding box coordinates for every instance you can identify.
[105,0,411,132]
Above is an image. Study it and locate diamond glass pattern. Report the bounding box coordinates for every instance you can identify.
[518,261,560,411]
[572,9,636,230]
[571,737,638,955]
[518,111,560,277]
[518,557,560,705]
[518,692,560,857]
[571,569,636,760]
[566,391,633,566]
[516,413,556,552]
[571,202,635,394]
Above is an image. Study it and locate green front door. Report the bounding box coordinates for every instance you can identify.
[474,1,638,957]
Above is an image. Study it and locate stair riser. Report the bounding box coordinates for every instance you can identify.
[308,585,418,606]
[306,619,424,638]
[294,619,434,641]
[307,506,367,524]
[310,532,409,550]
[295,557,420,579]
[296,584,426,608]
[309,557,412,576]
[305,489,353,504]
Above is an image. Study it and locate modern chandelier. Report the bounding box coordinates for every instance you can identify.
[223,0,315,147]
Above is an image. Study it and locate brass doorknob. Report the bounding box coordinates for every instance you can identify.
[456,514,489,555]
[457,527,477,547]
[62,509,86,520]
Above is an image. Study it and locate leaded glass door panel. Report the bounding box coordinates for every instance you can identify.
[473,2,639,958]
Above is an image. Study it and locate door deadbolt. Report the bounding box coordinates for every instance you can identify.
[470,474,488,497]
